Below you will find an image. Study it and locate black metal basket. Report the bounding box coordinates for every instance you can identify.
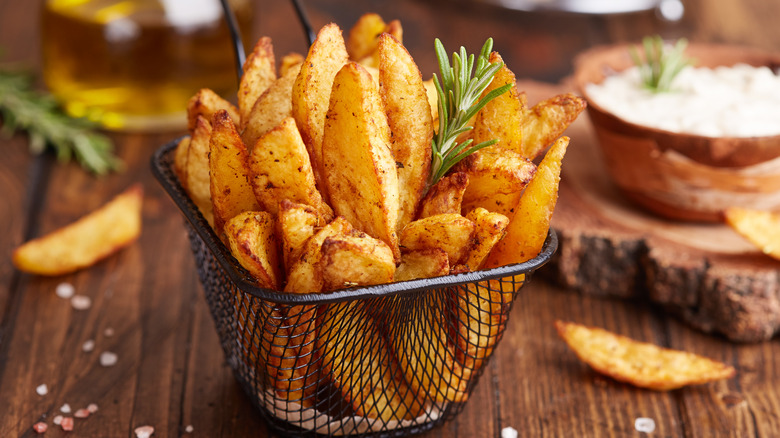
[151,138,557,437]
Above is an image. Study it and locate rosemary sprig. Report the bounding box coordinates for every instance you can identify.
[429,38,511,186]
[629,35,691,93]
[0,69,121,174]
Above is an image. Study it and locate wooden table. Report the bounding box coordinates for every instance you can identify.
[2,0,780,436]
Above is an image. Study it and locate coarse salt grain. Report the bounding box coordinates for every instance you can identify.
[134,425,155,438]
[104,327,115,337]
[60,403,71,414]
[100,351,118,367]
[70,295,92,310]
[36,384,48,396]
[61,417,74,432]
[185,425,194,433]
[55,282,75,299]
[635,417,656,433]
[33,422,48,433]
[501,426,518,438]
[53,415,63,425]
[74,408,90,418]
[82,339,95,352]
[87,403,99,414]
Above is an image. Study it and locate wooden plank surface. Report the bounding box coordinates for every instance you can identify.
[2,0,780,437]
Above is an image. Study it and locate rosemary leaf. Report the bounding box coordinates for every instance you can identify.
[630,35,692,93]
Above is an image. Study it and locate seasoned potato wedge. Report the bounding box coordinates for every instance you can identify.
[394,248,450,282]
[185,116,214,226]
[279,52,304,77]
[521,93,586,160]
[556,320,736,391]
[187,88,239,131]
[724,207,780,260]
[247,117,333,219]
[323,62,401,260]
[399,214,475,266]
[241,63,301,148]
[419,172,468,218]
[238,37,276,125]
[277,200,324,271]
[13,185,143,275]
[321,231,396,291]
[292,23,349,193]
[346,13,402,65]
[284,216,353,294]
[209,110,260,236]
[224,211,281,290]
[173,136,190,191]
[464,208,509,271]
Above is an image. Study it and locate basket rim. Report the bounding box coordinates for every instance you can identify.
[151,137,558,305]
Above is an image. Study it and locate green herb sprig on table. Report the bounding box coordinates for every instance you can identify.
[0,70,121,175]
[630,35,692,93]
[429,38,511,186]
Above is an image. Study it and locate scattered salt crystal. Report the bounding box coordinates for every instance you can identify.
[60,403,71,414]
[33,422,48,433]
[134,425,155,438]
[99,351,118,367]
[184,425,194,433]
[635,417,656,433]
[74,408,90,418]
[61,417,74,431]
[501,426,518,438]
[55,282,75,299]
[87,403,99,413]
[53,415,63,425]
[70,295,92,310]
[36,384,48,396]
[104,327,115,337]
[82,339,95,352]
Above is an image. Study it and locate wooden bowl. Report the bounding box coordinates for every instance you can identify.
[573,42,780,222]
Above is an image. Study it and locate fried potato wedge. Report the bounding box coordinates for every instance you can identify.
[13,185,143,275]
[347,13,402,66]
[321,231,396,291]
[484,136,569,268]
[378,33,432,231]
[248,117,333,219]
[457,146,537,218]
[419,172,468,219]
[241,63,301,148]
[323,62,401,260]
[556,320,736,390]
[724,207,780,260]
[279,52,304,77]
[399,214,475,266]
[284,216,353,294]
[394,248,449,282]
[224,211,281,290]
[472,52,526,157]
[464,208,509,271]
[209,110,260,236]
[277,200,325,271]
[292,23,349,193]
[173,136,190,191]
[185,116,215,226]
[521,93,586,160]
[187,88,239,132]
[238,37,276,125]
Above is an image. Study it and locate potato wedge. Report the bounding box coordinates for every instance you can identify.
[241,63,302,149]
[292,23,349,193]
[224,211,281,290]
[418,172,468,218]
[185,116,215,226]
[284,216,353,294]
[247,117,333,220]
[394,248,449,282]
[279,52,304,77]
[320,231,396,291]
[399,213,475,266]
[724,207,780,260]
[323,62,401,260]
[484,136,569,269]
[238,37,276,125]
[209,110,260,237]
[277,200,324,271]
[521,93,586,160]
[173,136,190,190]
[378,33,433,230]
[555,320,736,391]
[187,88,239,132]
[346,13,388,61]
[472,52,526,157]
[464,208,509,271]
[13,185,143,275]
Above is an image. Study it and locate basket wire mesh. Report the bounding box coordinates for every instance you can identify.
[152,139,558,436]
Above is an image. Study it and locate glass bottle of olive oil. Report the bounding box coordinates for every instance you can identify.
[41,0,253,131]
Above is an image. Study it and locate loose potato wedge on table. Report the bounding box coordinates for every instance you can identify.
[238,37,276,125]
[724,207,780,260]
[13,185,143,275]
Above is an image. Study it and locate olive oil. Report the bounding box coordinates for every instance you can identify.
[41,0,252,131]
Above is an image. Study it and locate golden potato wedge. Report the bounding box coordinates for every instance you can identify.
[224,211,281,290]
[484,136,569,269]
[419,172,468,218]
[241,63,301,147]
[292,23,349,193]
[320,231,396,291]
[724,207,780,260]
[247,117,333,220]
[555,320,736,390]
[346,13,387,61]
[378,33,433,230]
[238,37,276,125]
[394,248,450,282]
[187,88,239,132]
[13,185,143,275]
[317,301,424,421]
[173,136,190,190]
[457,146,536,217]
[521,93,586,160]
[279,52,304,77]
[399,213,476,266]
[277,200,324,271]
[323,62,401,260]
[209,110,260,237]
[185,116,215,226]
[464,207,509,271]
[284,216,353,294]
[472,52,526,157]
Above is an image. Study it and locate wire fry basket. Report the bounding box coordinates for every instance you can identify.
[151,138,558,437]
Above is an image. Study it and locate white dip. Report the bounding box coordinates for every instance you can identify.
[585,63,780,137]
